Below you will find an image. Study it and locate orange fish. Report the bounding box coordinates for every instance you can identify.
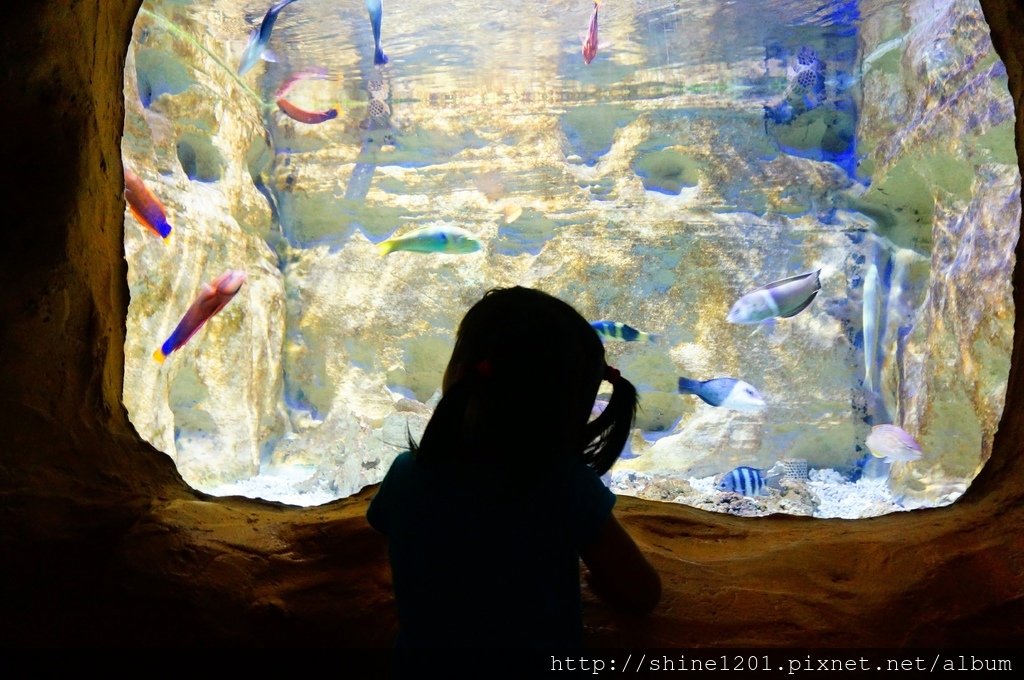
[123,168,172,241]
[277,97,339,124]
[153,270,246,363]
[582,1,600,65]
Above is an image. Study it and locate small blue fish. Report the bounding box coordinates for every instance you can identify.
[238,0,300,76]
[726,269,822,324]
[366,0,388,66]
[678,377,766,412]
[716,466,768,497]
[590,320,657,343]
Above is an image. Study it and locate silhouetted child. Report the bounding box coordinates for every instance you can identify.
[367,286,661,649]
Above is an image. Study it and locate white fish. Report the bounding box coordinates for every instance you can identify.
[726,269,822,324]
[865,424,923,463]
[678,377,766,412]
[863,264,880,391]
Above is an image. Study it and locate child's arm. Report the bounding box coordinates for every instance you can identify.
[580,513,661,614]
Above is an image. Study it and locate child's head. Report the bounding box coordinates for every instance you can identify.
[412,286,637,474]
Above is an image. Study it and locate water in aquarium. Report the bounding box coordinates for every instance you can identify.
[121,0,1019,517]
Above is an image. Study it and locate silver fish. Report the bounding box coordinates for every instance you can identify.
[866,424,923,463]
[863,264,880,391]
[726,269,822,324]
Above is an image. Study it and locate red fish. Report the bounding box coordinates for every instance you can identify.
[123,167,172,241]
[276,97,339,124]
[582,1,600,65]
[153,269,247,363]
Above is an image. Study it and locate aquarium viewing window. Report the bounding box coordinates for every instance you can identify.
[121,0,1019,518]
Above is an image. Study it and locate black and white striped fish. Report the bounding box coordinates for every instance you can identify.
[716,466,770,497]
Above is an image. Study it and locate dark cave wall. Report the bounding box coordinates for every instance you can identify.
[0,0,1021,649]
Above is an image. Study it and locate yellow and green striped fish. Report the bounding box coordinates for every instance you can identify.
[590,320,657,343]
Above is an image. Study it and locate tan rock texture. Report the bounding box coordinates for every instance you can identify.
[0,0,1022,651]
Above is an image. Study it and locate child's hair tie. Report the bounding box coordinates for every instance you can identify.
[604,365,620,383]
[475,359,493,378]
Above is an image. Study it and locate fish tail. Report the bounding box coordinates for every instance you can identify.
[677,377,699,395]
[153,348,167,363]
[378,240,396,255]
[373,48,389,65]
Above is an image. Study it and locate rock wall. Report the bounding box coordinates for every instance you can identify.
[855,0,1019,507]
[1,0,1023,651]
[122,3,288,486]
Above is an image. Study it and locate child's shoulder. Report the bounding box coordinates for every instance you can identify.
[384,450,420,479]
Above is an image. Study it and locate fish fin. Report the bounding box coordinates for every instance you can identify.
[262,49,279,63]
[374,48,389,65]
[163,233,171,245]
[378,240,396,256]
[677,377,699,395]
[153,348,166,363]
[747,318,776,338]
[748,269,822,295]
[779,290,819,318]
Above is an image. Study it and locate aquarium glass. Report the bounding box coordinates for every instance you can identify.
[121,0,1020,518]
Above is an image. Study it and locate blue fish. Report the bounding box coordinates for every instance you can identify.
[238,0,301,76]
[716,466,768,497]
[366,0,388,66]
[590,320,657,343]
[678,377,766,412]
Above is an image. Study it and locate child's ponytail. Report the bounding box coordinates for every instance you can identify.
[581,365,638,476]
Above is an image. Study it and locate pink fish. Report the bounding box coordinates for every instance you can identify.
[277,97,339,124]
[153,270,247,363]
[865,424,924,463]
[582,1,600,65]
[274,68,329,99]
[123,167,172,241]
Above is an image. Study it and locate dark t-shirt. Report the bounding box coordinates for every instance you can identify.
[367,450,616,648]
